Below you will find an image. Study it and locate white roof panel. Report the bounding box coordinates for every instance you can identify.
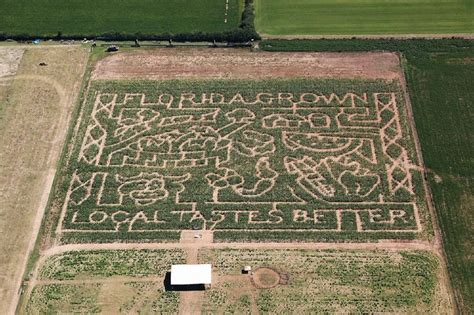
[171,264,212,285]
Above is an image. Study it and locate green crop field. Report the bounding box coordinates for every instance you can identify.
[25,249,185,313]
[199,249,451,313]
[255,0,474,36]
[38,249,186,279]
[48,78,433,243]
[406,49,474,314]
[0,0,242,37]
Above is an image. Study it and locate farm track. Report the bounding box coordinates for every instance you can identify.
[39,239,438,262]
[261,34,474,40]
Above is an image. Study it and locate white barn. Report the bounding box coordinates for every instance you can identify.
[170,264,212,286]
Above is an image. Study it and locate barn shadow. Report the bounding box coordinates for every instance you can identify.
[163,272,205,291]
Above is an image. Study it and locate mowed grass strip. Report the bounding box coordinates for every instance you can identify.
[0,0,242,36]
[255,0,474,35]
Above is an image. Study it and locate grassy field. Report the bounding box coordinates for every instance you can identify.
[0,46,88,315]
[38,249,186,280]
[260,38,474,313]
[405,49,474,314]
[24,249,185,313]
[255,0,474,36]
[49,78,431,243]
[0,0,242,36]
[199,248,453,313]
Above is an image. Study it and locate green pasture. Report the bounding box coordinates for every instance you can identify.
[0,0,242,36]
[406,49,474,314]
[255,0,474,35]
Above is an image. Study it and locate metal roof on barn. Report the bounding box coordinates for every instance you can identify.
[170,264,212,285]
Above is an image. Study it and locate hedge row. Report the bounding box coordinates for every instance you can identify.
[0,0,260,43]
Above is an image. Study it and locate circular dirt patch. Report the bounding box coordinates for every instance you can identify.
[252,267,281,289]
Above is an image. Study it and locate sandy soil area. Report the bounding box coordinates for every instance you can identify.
[92,48,402,80]
[0,47,24,78]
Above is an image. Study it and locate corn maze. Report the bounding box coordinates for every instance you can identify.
[56,79,428,242]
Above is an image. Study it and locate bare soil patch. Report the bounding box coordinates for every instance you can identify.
[251,267,281,289]
[0,47,24,78]
[92,48,402,80]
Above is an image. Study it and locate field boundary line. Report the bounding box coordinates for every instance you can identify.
[40,240,436,260]
[261,33,474,40]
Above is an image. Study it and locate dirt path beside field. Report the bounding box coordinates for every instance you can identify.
[261,33,474,40]
[39,239,436,262]
[92,48,402,81]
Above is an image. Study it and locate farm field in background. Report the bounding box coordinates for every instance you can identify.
[255,0,474,36]
[51,76,432,244]
[199,248,452,313]
[0,0,242,37]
